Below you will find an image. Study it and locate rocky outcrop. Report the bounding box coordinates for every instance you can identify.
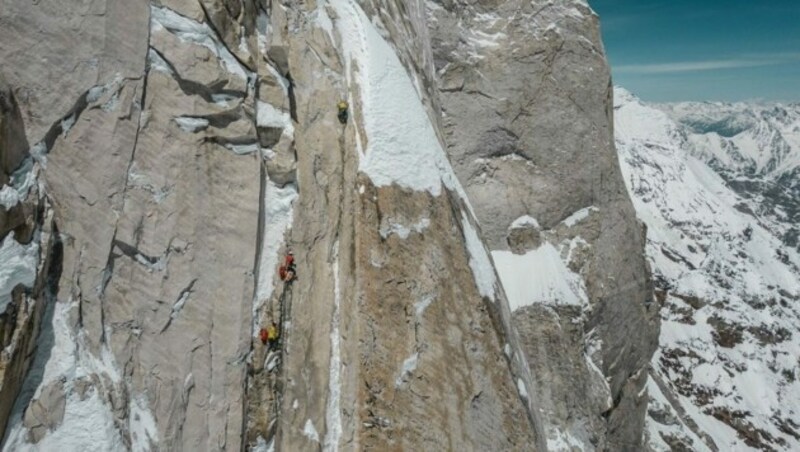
[428,0,659,449]
[1,70,63,445]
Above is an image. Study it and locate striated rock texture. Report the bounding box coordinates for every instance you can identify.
[1,0,262,449]
[0,0,655,450]
[427,0,659,449]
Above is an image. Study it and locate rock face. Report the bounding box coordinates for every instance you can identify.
[2,0,262,449]
[427,0,658,449]
[0,0,655,450]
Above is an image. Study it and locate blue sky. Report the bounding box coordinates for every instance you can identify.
[589,0,800,102]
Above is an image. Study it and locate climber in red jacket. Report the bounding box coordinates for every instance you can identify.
[278,251,296,282]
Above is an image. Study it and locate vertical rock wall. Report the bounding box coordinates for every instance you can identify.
[1,0,265,449]
[262,0,544,449]
[427,0,659,449]
[1,0,656,449]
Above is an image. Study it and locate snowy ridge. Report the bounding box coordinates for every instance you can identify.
[616,87,800,252]
[459,212,498,301]
[616,88,800,451]
[328,0,468,201]
[660,98,800,177]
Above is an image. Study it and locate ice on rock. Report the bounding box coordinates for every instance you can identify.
[150,6,249,80]
[510,215,540,229]
[0,232,40,313]
[460,212,497,301]
[173,117,209,133]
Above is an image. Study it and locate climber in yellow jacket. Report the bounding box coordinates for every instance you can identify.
[266,321,279,352]
[337,100,348,124]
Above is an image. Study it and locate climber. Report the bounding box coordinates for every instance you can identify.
[337,100,348,125]
[278,251,296,282]
[285,251,296,281]
[259,326,269,345]
[267,321,279,351]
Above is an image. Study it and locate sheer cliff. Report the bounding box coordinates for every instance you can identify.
[428,0,658,449]
[0,0,654,450]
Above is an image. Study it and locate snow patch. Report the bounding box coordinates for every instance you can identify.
[211,93,238,107]
[127,163,172,203]
[303,419,320,443]
[173,116,209,133]
[4,301,127,450]
[395,353,419,387]
[253,181,298,328]
[0,232,40,314]
[645,377,713,452]
[223,143,260,155]
[252,435,274,452]
[147,48,174,75]
[61,113,76,136]
[0,158,36,209]
[516,378,528,399]
[561,206,598,227]
[129,395,159,452]
[9,389,125,451]
[323,242,343,452]
[468,29,507,48]
[492,243,588,310]
[379,218,430,239]
[329,0,469,200]
[460,213,497,301]
[546,428,586,452]
[414,294,434,316]
[256,102,294,139]
[510,215,540,229]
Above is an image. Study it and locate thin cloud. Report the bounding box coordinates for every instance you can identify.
[615,59,784,74]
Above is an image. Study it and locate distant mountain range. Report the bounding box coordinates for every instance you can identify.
[615,88,800,451]
[660,96,800,251]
